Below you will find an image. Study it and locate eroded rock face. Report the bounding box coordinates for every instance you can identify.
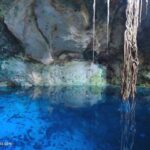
[0,58,106,87]
[35,0,91,55]
[0,19,23,59]
[4,0,91,64]
[0,0,150,86]
[3,0,125,61]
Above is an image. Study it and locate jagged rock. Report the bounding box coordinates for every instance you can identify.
[0,0,150,87]
[0,57,106,87]
[2,0,125,59]
[35,0,91,55]
[4,0,53,64]
[0,19,23,59]
[4,0,91,63]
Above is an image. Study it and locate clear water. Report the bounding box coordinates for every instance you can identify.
[0,86,150,150]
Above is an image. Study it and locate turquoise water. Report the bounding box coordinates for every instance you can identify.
[0,86,150,150]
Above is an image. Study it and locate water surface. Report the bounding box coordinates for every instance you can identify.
[0,86,150,150]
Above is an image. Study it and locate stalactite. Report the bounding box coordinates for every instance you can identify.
[121,0,141,100]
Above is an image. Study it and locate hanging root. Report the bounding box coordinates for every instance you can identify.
[107,0,110,49]
[92,0,96,63]
[146,0,148,14]
[121,0,141,100]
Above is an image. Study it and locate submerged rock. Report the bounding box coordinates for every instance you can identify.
[0,58,106,87]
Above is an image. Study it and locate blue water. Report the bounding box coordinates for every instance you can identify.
[0,86,150,150]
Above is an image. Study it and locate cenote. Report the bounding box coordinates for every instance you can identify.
[0,86,150,150]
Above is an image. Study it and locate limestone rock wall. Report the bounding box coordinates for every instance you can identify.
[0,57,106,86]
[0,0,150,86]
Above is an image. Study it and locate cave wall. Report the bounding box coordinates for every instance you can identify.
[0,0,150,86]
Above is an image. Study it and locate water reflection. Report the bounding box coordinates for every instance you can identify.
[26,86,106,108]
[120,100,136,150]
[0,86,150,149]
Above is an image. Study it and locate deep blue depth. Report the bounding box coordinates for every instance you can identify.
[0,86,150,150]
